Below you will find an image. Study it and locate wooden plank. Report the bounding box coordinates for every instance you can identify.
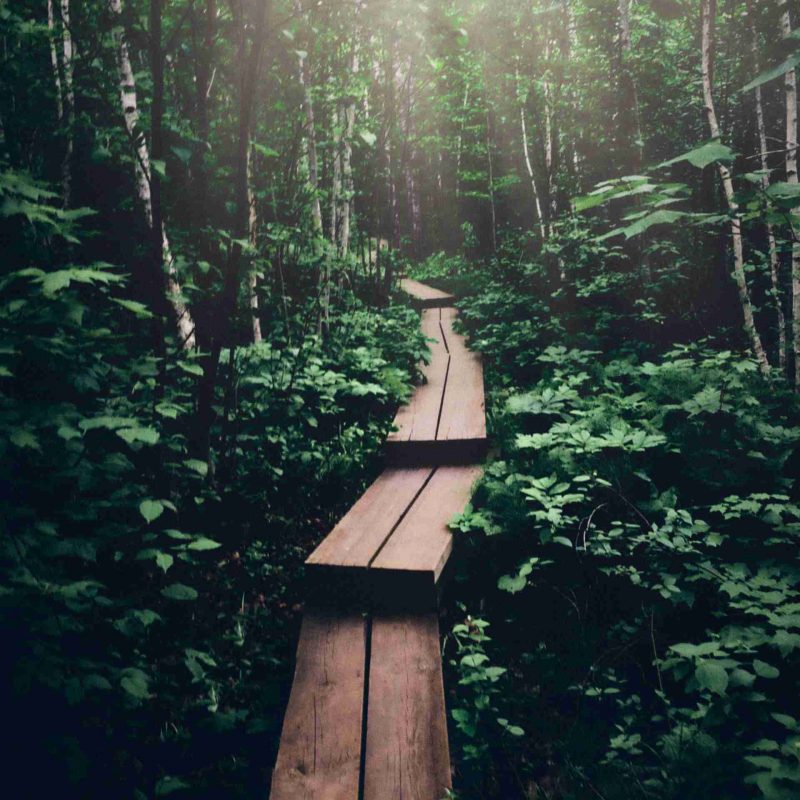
[436,309,486,450]
[363,614,451,800]
[370,465,482,609]
[387,309,448,446]
[399,278,455,308]
[306,467,433,570]
[270,610,366,800]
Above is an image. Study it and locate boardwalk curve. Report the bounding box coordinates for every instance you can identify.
[269,280,486,799]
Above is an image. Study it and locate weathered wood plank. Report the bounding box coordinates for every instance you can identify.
[436,308,486,451]
[270,610,366,800]
[387,309,448,446]
[399,278,455,308]
[363,614,451,800]
[370,465,482,609]
[306,467,433,570]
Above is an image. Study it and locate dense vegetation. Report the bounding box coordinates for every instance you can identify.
[2,0,800,797]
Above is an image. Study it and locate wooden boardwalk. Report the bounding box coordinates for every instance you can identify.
[269,279,486,800]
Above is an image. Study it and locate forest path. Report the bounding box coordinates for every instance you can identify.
[269,280,486,800]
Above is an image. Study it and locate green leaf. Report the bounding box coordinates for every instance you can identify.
[170,146,192,165]
[753,659,780,679]
[498,573,527,593]
[10,428,41,450]
[139,499,164,524]
[155,552,174,573]
[112,298,154,318]
[178,362,204,377]
[659,141,736,170]
[120,668,151,700]
[742,52,800,92]
[187,537,222,551]
[183,459,208,477]
[695,660,728,694]
[359,131,377,147]
[155,776,190,796]
[117,426,160,445]
[161,583,198,601]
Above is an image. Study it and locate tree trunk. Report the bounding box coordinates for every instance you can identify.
[485,103,497,254]
[543,37,558,231]
[781,1,800,387]
[747,0,786,372]
[293,0,323,237]
[330,103,342,244]
[59,0,74,206]
[109,0,196,348]
[339,69,356,256]
[617,0,643,173]
[401,57,422,256]
[701,0,769,373]
[247,142,262,343]
[455,84,468,201]
[47,0,64,126]
[195,0,268,464]
[515,65,547,242]
[385,33,400,253]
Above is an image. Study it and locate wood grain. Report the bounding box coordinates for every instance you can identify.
[270,610,366,800]
[363,614,451,800]
[371,465,482,608]
[387,309,448,445]
[306,467,433,569]
[436,309,486,446]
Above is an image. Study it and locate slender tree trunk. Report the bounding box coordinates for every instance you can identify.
[701,0,769,373]
[293,0,322,237]
[330,103,342,244]
[515,65,547,241]
[617,0,643,173]
[401,57,422,256]
[385,32,400,253]
[195,0,268,463]
[543,37,558,233]
[47,0,64,124]
[247,142,262,343]
[782,2,800,387]
[747,0,786,372]
[338,2,363,257]
[455,84,469,201]
[561,0,581,187]
[109,0,196,348]
[189,0,215,247]
[339,65,356,256]
[59,0,74,206]
[485,104,497,254]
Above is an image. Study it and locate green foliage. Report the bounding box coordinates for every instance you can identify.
[0,168,423,796]
[431,238,800,798]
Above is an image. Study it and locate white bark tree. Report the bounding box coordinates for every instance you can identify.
[701,0,769,374]
[747,0,786,372]
[108,0,196,348]
[781,1,800,387]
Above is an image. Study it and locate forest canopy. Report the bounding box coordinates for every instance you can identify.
[2,0,800,797]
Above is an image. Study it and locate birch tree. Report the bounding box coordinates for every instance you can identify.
[747,0,786,372]
[700,0,769,374]
[781,1,800,386]
[108,0,196,348]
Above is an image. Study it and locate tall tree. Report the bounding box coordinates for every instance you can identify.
[195,0,269,463]
[781,1,800,386]
[747,0,786,372]
[700,0,769,374]
[109,0,196,348]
